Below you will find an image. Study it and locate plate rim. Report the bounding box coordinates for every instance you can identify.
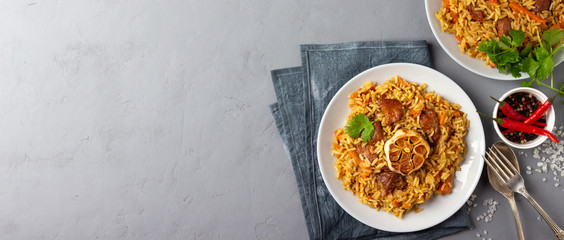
[316,62,485,232]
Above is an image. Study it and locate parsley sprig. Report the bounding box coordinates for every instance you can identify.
[478,29,564,102]
[345,113,374,142]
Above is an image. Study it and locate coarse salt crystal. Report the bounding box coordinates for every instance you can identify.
[543,178,547,182]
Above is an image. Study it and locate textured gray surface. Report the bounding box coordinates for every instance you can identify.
[0,0,563,239]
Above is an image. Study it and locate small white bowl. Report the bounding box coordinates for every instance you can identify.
[492,87,556,149]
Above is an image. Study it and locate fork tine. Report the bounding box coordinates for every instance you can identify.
[491,145,519,174]
[489,146,515,179]
[485,149,510,181]
[482,155,507,182]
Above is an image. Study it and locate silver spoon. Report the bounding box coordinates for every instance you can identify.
[487,142,525,240]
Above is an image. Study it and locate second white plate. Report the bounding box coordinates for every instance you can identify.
[424,0,564,80]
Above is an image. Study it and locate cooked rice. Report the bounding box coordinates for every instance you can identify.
[331,76,469,218]
[435,0,564,65]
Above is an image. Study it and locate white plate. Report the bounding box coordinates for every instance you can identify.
[317,63,485,232]
[424,0,564,80]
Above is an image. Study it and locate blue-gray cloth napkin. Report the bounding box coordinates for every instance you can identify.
[269,41,472,240]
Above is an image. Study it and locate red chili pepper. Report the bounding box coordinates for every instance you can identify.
[523,92,557,125]
[490,96,547,127]
[478,111,559,143]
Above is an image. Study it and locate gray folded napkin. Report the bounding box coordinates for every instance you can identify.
[269,41,472,239]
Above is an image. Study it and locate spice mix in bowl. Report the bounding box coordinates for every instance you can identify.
[491,87,557,149]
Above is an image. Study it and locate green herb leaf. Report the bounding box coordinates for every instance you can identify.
[496,49,520,65]
[499,35,513,50]
[542,29,563,48]
[478,29,564,104]
[509,30,525,47]
[520,44,533,58]
[535,45,551,60]
[536,55,554,81]
[521,57,540,78]
[345,113,374,142]
[521,79,533,87]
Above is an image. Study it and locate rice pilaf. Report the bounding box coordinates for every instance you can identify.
[331,76,469,218]
[435,0,564,65]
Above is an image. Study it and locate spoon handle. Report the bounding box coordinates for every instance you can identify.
[507,196,525,240]
[518,187,564,239]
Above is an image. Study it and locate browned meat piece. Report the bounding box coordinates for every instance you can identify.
[420,109,438,130]
[420,109,440,144]
[356,121,384,161]
[379,99,403,125]
[376,171,407,196]
[368,121,384,144]
[533,0,551,13]
[497,18,512,36]
[468,5,484,22]
[356,145,378,162]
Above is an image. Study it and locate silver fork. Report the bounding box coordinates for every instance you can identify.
[483,145,564,240]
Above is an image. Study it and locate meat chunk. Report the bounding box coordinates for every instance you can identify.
[468,5,485,22]
[368,121,384,144]
[533,0,551,13]
[356,145,378,162]
[497,18,512,36]
[419,109,440,144]
[376,171,407,196]
[379,99,403,125]
[420,109,438,130]
[356,121,384,161]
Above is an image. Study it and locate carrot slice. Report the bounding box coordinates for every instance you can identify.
[509,1,546,25]
[348,151,362,166]
[487,0,500,7]
[442,0,449,9]
[439,111,447,125]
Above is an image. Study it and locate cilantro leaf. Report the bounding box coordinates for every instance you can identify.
[499,35,513,50]
[521,79,533,87]
[520,44,532,58]
[345,113,374,142]
[535,45,551,60]
[496,49,520,65]
[521,56,540,78]
[509,30,525,47]
[542,29,563,48]
[478,29,564,104]
[536,55,554,81]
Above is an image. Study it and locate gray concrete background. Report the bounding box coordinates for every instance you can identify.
[1,0,563,239]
